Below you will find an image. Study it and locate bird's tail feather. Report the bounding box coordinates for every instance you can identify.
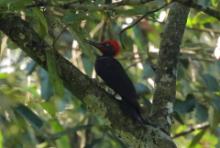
[119,101,156,127]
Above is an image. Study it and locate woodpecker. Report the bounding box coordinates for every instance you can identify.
[86,39,150,125]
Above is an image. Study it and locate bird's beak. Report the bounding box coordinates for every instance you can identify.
[84,39,103,50]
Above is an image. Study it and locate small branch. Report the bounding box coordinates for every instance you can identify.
[172,122,209,139]
[119,2,171,49]
[119,2,171,36]
[53,25,69,49]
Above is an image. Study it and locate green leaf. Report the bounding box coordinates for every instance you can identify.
[191,13,216,27]
[0,0,8,6]
[132,27,145,51]
[135,83,150,95]
[32,9,48,37]
[0,130,2,148]
[143,63,155,79]
[15,104,44,129]
[211,96,220,112]
[41,101,56,116]
[0,0,32,10]
[198,0,210,8]
[201,74,219,92]
[177,79,192,97]
[189,129,206,148]
[85,138,103,148]
[211,0,220,7]
[46,49,64,97]
[195,103,208,122]
[82,54,94,76]
[63,10,89,24]
[116,6,149,16]
[47,120,70,148]
[209,104,220,129]
[216,138,220,148]
[0,73,8,79]
[173,112,184,124]
[174,94,196,114]
[25,60,37,75]
[38,68,54,100]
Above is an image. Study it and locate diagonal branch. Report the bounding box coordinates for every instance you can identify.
[0,13,175,148]
[119,2,171,49]
[119,2,171,36]
[172,122,209,139]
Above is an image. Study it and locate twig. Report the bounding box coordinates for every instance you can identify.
[119,2,171,36]
[52,25,69,49]
[172,122,209,139]
[119,2,172,49]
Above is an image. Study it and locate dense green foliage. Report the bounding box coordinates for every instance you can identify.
[0,0,220,147]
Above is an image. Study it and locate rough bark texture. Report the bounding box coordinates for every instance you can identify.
[0,13,175,147]
[152,2,190,133]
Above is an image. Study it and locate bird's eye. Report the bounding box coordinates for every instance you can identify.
[105,43,111,47]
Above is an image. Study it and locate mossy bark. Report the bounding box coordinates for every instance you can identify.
[152,2,190,133]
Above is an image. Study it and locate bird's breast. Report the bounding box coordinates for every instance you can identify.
[95,57,116,73]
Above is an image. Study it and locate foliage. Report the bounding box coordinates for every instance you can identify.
[0,0,220,147]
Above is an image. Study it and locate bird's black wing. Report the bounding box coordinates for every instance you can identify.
[95,57,140,110]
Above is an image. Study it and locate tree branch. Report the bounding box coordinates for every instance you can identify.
[0,13,176,148]
[152,2,190,132]
[172,122,209,139]
[119,2,170,35]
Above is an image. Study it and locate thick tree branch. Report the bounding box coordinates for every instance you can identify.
[152,2,190,132]
[0,13,175,148]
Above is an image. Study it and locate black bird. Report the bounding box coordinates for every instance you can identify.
[86,39,150,125]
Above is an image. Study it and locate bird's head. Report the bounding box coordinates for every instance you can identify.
[85,39,120,57]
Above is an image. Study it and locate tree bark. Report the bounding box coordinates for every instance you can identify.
[152,2,190,133]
